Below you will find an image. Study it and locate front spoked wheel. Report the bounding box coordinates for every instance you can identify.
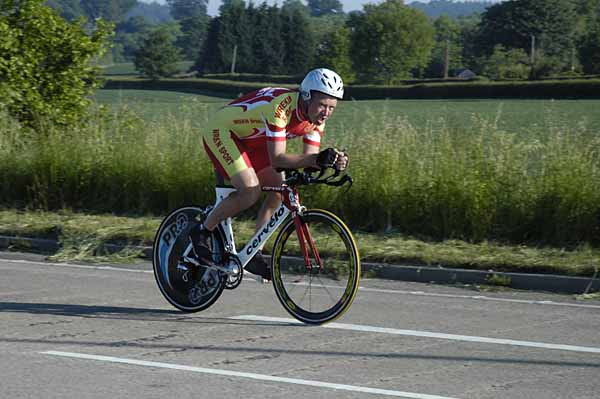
[153,206,226,312]
[271,209,360,324]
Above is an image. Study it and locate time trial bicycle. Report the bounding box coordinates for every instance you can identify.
[152,168,360,325]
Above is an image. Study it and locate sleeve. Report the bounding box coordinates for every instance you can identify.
[303,124,324,147]
[263,94,294,142]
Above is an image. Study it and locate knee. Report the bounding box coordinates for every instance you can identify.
[237,184,261,207]
[266,191,282,206]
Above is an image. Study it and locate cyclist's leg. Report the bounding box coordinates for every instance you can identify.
[252,144,283,231]
[204,168,260,231]
[201,129,262,231]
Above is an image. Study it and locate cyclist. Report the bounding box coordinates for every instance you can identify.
[190,68,348,280]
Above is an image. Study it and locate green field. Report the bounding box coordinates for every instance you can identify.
[3,88,599,246]
[94,89,600,136]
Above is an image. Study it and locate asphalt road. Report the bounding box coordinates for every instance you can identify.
[1,252,599,399]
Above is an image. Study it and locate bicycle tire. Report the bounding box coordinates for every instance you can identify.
[153,206,226,312]
[271,209,360,324]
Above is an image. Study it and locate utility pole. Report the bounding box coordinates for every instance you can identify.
[529,34,536,79]
[230,45,238,74]
[443,39,450,79]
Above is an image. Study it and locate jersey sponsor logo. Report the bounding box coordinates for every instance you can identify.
[275,95,292,120]
[212,129,233,165]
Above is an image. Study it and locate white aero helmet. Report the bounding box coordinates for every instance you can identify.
[299,68,344,101]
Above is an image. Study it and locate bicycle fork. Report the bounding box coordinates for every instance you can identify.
[293,215,323,271]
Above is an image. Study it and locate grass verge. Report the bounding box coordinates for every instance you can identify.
[1,209,598,277]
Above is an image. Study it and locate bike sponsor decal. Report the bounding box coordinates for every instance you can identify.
[161,213,189,247]
[246,205,287,255]
[157,212,191,290]
[286,299,297,311]
[288,191,299,209]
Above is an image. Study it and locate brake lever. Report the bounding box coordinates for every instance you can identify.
[324,174,353,191]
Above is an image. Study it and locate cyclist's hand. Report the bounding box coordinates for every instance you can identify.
[336,150,349,171]
[316,147,338,169]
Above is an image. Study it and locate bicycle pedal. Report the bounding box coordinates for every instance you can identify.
[244,273,268,284]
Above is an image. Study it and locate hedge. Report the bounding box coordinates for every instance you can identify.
[102,77,600,100]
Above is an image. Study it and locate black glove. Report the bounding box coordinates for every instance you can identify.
[316,148,338,168]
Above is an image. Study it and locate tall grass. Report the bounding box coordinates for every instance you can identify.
[1,100,599,245]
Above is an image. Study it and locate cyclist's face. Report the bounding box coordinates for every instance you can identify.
[307,92,337,125]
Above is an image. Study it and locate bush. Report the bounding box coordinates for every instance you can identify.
[133,28,182,80]
[1,99,599,246]
[482,45,530,80]
[0,0,113,128]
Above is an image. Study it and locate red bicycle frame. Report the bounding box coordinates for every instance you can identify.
[262,184,323,270]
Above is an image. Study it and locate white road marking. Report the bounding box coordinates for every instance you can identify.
[41,351,460,399]
[4,258,599,309]
[356,286,600,310]
[230,315,600,355]
[2,258,154,274]
[279,280,600,310]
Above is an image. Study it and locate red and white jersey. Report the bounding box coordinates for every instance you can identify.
[210,87,324,147]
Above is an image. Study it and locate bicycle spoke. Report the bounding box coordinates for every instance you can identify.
[272,210,360,324]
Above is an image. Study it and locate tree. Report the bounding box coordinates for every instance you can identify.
[309,12,347,49]
[349,0,435,83]
[46,0,84,21]
[477,0,578,74]
[317,26,355,83]
[195,16,221,73]
[281,0,309,15]
[252,4,285,74]
[481,45,530,80]
[80,0,137,22]
[579,17,600,74]
[307,0,343,16]
[282,5,316,74]
[0,0,113,127]
[409,0,492,19]
[124,2,173,24]
[167,0,208,20]
[456,14,482,73]
[195,1,317,75]
[426,15,463,78]
[218,0,254,73]
[176,15,209,60]
[113,16,152,61]
[134,27,182,79]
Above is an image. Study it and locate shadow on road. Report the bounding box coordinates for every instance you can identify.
[1,301,599,369]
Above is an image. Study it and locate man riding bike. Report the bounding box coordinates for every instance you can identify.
[190,68,348,280]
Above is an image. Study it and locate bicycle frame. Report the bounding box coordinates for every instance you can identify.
[213,183,321,270]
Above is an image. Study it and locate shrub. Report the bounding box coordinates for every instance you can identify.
[0,0,112,128]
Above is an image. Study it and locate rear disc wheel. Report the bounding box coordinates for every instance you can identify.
[152,206,226,312]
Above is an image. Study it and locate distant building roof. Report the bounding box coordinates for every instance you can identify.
[455,69,477,80]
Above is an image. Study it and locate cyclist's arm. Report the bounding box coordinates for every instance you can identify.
[267,139,319,169]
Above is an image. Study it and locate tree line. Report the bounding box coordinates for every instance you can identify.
[159,0,600,82]
[15,0,600,83]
